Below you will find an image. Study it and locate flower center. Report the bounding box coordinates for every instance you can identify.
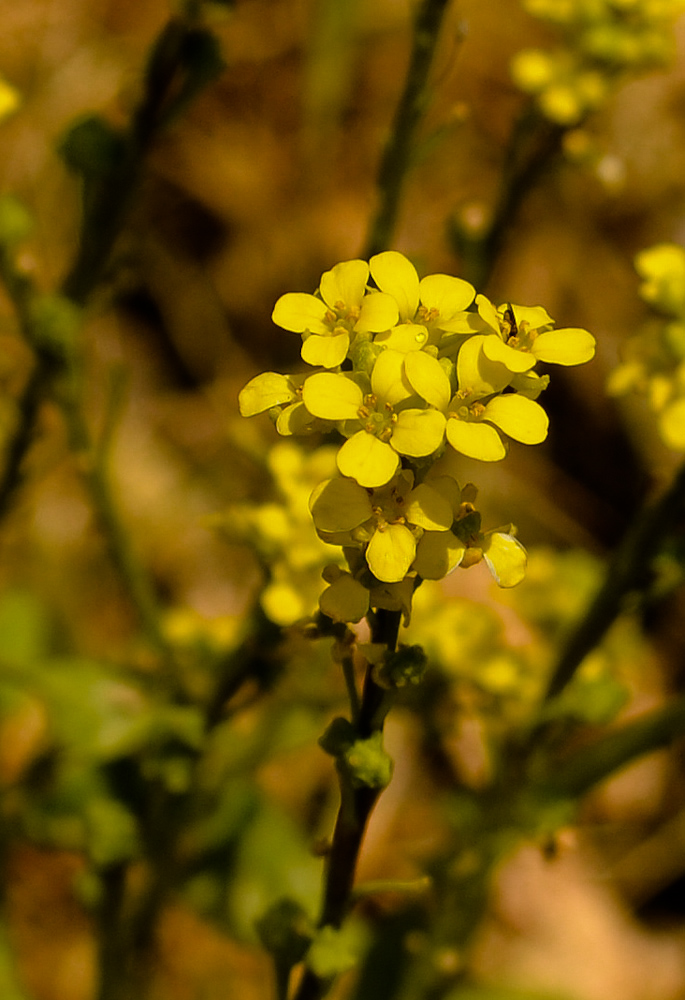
[358,394,397,441]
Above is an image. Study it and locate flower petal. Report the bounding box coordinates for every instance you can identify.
[405,483,453,530]
[319,259,368,310]
[337,431,400,487]
[303,372,363,420]
[371,348,414,404]
[301,331,349,368]
[482,336,536,372]
[456,335,512,398]
[484,394,549,444]
[320,575,370,623]
[309,478,373,532]
[475,294,501,333]
[272,292,329,333]
[511,303,554,329]
[482,532,527,587]
[239,372,296,416]
[659,397,685,449]
[404,351,452,410]
[391,409,446,457]
[446,418,506,461]
[413,531,465,579]
[419,274,475,317]
[366,523,416,583]
[370,251,420,321]
[375,323,429,352]
[532,328,596,365]
[356,292,399,333]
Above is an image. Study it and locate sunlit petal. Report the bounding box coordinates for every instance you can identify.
[370,251,420,321]
[483,531,527,587]
[356,292,400,333]
[272,292,329,333]
[301,332,349,368]
[484,394,549,444]
[337,431,400,487]
[239,372,296,416]
[366,523,416,583]
[404,351,452,410]
[303,372,363,420]
[319,259,369,310]
[482,336,536,372]
[419,274,475,316]
[532,328,596,365]
[392,409,446,457]
[375,323,429,352]
[456,335,512,398]
[371,348,414,404]
[446,418,506,461]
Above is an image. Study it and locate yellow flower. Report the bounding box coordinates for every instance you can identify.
[370,251,476,351]
[272,259,398,368]
[309,471,453,584]
[475,295,596,372]
[446,390,549,462]
[302,353,448,487]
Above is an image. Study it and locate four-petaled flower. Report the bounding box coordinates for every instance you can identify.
[272,259,398,369]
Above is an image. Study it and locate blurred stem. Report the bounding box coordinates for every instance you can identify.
[544,459,685,701]
[291,610,401,1000]
[452,107,563,290]
[363,0,452,258]
[541,695,685,798]
[62,13,217,303]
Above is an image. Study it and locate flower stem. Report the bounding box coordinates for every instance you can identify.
[363,0,453,258]
[544,459,685,701]
[291,610,402,1000]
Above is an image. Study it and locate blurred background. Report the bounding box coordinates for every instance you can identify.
[1,1,685,998]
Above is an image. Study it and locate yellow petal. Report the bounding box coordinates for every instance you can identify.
[276,401,317,435]
[371,348,414,404]
[320,575,370,623]
[446,418,506,461]
[374,323,429,352]
[239,372,296,416]
[272,292,329,333]
[357,292,399,333]
[370,251,420,321]
[337,431,400,487]
[366,523,416,583]
[303,372,363,420]
[419,274,475,317]
[532,328,596,365]
[483,532,527,587]
[482,336,536,372]
[456,335,512,398]
[413,531,465,579]
[510,303,554,329]
[404,351,452,410]
[319,259,368,310]
[391,409,446,457]
[475,294,501,333]
[301,331,349,368]
[404,484,453,530]
[309,478,373,532]
[484,394,549,444]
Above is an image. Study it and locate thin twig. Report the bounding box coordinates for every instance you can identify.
[363,0,453,259]
[544,459,685,701]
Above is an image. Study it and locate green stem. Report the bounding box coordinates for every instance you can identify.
[545,459,685,701]
[363,0,453,259]
[291,611,402,1000]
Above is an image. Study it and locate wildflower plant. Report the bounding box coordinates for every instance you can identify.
[240,251,596,625]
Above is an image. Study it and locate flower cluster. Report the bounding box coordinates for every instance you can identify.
[239,253,595,623]
[607,242,685,450]
[512,0,685,126]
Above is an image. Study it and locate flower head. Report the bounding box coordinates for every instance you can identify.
[272,259,398,368]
